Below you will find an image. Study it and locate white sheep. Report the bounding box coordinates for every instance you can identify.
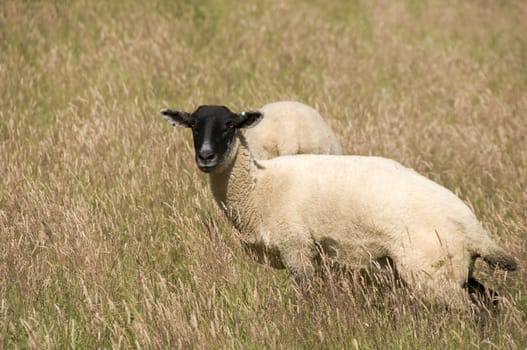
[160,105,517,309]
[245,101,342,159]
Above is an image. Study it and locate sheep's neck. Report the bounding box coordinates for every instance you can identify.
[209,133,259,232]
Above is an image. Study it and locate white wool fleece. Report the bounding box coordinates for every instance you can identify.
[245,101,342,159]
[208,132,515,309]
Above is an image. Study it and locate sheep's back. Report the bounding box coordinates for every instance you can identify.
[245,101,342,159]
[256,154,486,255]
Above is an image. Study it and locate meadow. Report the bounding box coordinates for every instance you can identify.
[0,0,526,348]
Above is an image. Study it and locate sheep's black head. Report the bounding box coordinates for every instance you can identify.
[160,105,263,173]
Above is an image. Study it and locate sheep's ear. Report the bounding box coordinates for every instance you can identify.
[235,110,263,129]
[160,108,194,128]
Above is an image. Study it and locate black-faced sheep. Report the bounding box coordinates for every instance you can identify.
[160,105,517,310]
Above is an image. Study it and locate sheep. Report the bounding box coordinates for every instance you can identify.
[244,101,342,159]
[160,104,517,310]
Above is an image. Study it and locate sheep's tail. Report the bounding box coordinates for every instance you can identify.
[480,243,517,271]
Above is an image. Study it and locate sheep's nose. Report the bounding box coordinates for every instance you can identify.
[198,149,216,162]
[196,148,218,171]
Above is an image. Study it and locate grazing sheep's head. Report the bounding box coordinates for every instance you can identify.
[160,105,263,173]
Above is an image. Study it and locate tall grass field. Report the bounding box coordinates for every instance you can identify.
[1,0,526,348]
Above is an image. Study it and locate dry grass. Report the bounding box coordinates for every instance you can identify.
[1,0,526,348]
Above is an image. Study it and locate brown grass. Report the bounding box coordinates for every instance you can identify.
[0,0,526,348]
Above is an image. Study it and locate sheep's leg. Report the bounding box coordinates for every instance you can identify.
[398,265,474,312]
[395,243,475,311]
[464,277,499,309]
[418,278,473,312]
[279,242,318,291]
